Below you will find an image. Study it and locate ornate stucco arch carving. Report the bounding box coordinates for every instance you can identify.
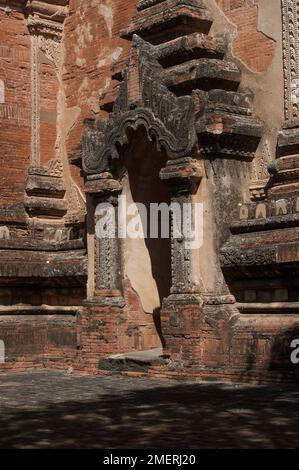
[82,35,198,176]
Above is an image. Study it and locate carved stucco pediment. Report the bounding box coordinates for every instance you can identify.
[82,35,197,175]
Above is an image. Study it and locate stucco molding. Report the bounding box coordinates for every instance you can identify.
[82,35,197,175]
[281,0,299,126]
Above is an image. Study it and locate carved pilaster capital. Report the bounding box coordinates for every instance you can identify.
[162,293,203,308]
[26,14,63,38]
[25,0,69,41]
[160,157,203,192]
[84,174,123,197]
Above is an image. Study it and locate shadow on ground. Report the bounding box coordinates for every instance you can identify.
[0,372,298,449]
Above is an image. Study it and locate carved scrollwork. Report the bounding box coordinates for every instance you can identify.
[38,36,61,69]
[82,35,197,175]
[220,247,277,267]
[138,0,205,10]
[29,158,63,178]
[27,14,63,40]
[281,0,299,125]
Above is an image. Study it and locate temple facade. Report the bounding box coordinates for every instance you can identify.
[0,0,298,382]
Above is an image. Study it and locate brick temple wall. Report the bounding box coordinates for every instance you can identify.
[0,1,281,208]
[0,1,85,372]
[215,0,276,72]
[0,9,31,207]
[0,314,78,372]
[0,0,296,383]
[77,279,162,374]
[62,0,135,188]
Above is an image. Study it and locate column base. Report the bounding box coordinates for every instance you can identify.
[76,297,125,373]
[161,293,237,369]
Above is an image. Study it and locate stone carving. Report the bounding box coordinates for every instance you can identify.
[0,226,9,240]
[250,185,267,201]
[94,200,121,292]
[65,183,86,224]
[27,15,63,40]
[276,199,288,215]
[204,294,236,305]
[220,247,277,267]
[29,159,64,178]
[249,141,272,201]
[206,159,251,180]
[38,35,61,69]
[27,12,64,167]
[82,35,197,175]
[281,0,299,124]
[30,34,40,166]
[170,191,193,294]
[251,141,272,181]
[48,159,64,177]
[256,203,267,219]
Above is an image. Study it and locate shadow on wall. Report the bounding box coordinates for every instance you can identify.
[126,127,172,306]
[269,327,299,377]
[237,325,299,383]
[121,127,171,348]
[153,306,165,348]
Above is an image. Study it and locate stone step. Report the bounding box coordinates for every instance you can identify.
[99,347,165,372]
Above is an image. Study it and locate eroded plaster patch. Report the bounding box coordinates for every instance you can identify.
[0,79,4,104]
[213,0,276,73]
[97,0,114,38]
[97,46,123,68]
[64,106,82,137]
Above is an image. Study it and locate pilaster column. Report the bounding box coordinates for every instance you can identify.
[25,2,69,219]
[159,157,204,365]
[84,174,123,303]
[271,0,299,193]
[78,173,124,372]
[169,184,193,295]
[160,157,202,299]
[26,6,66,167]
